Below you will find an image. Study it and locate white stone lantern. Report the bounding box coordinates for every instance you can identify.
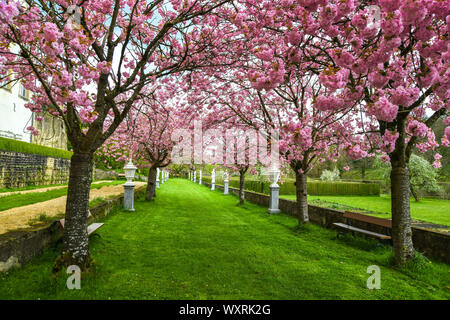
[124,159,137,185]
[268,164,280,187]
[211,169,215,191]
[267,164,280,214]
[223,170,229,195]
[123,159,137,211]
[156,168,160,188]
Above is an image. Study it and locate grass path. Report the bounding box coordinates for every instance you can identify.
[0,179,448,299]
[280,194,450,226]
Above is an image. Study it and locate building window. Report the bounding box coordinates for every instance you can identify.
[18,83,29,100]
[0,71,12,91]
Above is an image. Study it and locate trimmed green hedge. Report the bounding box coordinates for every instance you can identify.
[202,176,380,196]
[0,137,73,159]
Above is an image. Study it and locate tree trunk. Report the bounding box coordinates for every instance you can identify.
[388,112,415,265]
[390,165,415,264]
[410,184,419,202]
[295,171,309,223]
[58,152,94,271]
[146,167,157,201]
[361,158,366,180]
[239,171,245,205]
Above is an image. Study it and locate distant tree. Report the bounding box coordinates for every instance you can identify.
[375,155,442,201]
[320,167,340,182]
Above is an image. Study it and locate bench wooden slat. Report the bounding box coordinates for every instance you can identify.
[343,211,392,229]
[87,223,104,235]
[59,211,104,236]
[333,222,392,240]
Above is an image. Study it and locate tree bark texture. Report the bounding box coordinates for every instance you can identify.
[239,172,245,205]
[391,165,415,264]
[146,167,157,201]
[60,152,94,271]
[295,170,309,223]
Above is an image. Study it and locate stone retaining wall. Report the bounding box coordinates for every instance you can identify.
[0,150,70,188]
[206,182,449,264]
[0,185,146,272]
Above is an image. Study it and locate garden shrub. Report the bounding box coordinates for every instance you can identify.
[0,137,73,159]
[201,174,380,196]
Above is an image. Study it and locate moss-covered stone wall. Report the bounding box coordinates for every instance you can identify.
[0,150,70,188]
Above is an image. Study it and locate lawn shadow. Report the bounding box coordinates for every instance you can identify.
[332,232,389,253]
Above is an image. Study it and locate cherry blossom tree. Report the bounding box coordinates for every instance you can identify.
[100,84,188,201]
[326,0,449,264]
[0,0,235,269]
[184,0,449,265]
[184,0,367,224]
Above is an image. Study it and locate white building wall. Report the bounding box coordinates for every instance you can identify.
[0,83,33,143]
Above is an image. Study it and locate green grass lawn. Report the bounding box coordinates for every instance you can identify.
[0,181,124,212]
[0,179,448,300]
[280,194,450,226]
[0,183,69,194]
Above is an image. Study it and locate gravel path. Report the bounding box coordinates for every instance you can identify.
[0,180,114,198]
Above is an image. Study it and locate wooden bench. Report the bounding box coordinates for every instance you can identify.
[59,211,104,237]
[333,211,392,242]
[53,212,103,251]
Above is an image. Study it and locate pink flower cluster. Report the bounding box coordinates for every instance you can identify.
[0,1,19,24]
[368,70,389,89]
[26,126,39,136]
[345,144,368,160]
[319,68,349,91]
[390,86,419,107]
[432,154,442,169]
[368,97,398,122]
[314,95,344,111]
[442,127,450,147]
[406,120,428,138]
[248,64,285,91]
[380,130,399,153]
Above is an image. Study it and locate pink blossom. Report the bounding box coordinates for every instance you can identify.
[380,130,399,153]
[368,71,389,88]
[334,50,355,69]
[381,14,404,37]
[43,22,63,43]
[390,86,419,107]
[441,127,450,147]
[401,0,426,26]
[380,153,390,163]
[406,120,427,138]
[314,95,344,111]
[287,30,303,46]
[345,144,368,160]
[0,1,19,24]
[256,49,274,61]
[379,0,401,12]
[97,61,111,74]
[432,160,441,169]
[368,97,398,122]
[319,68,349,91]
[418,67,439,88]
